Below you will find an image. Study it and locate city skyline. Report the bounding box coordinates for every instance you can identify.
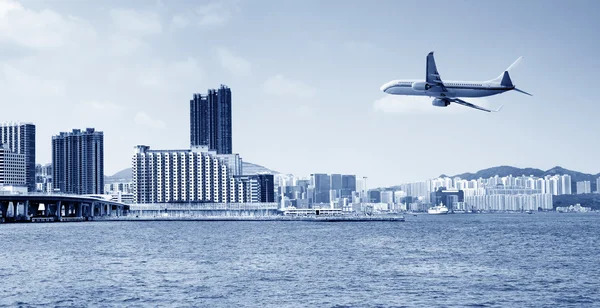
[1,0,599,187]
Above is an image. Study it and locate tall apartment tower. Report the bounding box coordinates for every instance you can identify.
[52,128,104,194]
[0,122,35,191]
[190,85,232,154]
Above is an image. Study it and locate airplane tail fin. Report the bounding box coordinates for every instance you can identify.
[489,56,531,96]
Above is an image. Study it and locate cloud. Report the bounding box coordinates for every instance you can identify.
[85,101,124,112]
[137,57,201,90]
[196,2,235,27]
[134,112,166,129]
[110,8,162,35]
[263,74,316,99]
[0,0,95,49]
[1,62,65,95]
[373,95,493,114]
[172,1,238,29]
[171,15,190,29]
[215,47,251,76]
[343,40,380,53]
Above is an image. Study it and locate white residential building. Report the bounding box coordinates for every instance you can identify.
[576,181,591,194]
[132,145,243,204]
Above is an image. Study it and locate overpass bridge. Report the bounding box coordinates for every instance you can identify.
[0,194,129,223]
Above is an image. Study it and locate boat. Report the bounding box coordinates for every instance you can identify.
[428,203,449,215]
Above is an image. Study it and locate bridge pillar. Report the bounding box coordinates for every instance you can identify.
[0,202,6,222]
[56,201,62,220]
[75,203,81,218]
[24,200,30,221]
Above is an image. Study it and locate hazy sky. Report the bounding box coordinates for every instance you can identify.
[1,0,598,187]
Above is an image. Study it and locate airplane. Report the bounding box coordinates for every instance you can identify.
[379,52,531,112]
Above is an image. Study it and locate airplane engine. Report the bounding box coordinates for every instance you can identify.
[411,82,431,91]
[432,98,450,107]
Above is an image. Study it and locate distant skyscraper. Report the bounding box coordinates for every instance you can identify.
[52,128,104,194]
[341,175,356,198]
[368,190,381,203]
[597,177,600,194]
[236,174,275,203]
[35,163,53,193]
[190,85,232,154]
[312,173,331,204]
[560,175,572,195]
[0,122,35,191]
[330,174,342,197]
[576,181,591,194]
[380,191,394,204]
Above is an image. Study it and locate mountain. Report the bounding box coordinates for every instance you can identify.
[441,165,545,180]
[104,162,278,183]
[441,165,599,182]
[105,168,132,184]
[241,162,279,175]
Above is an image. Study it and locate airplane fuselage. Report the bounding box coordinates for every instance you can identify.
[380,79,513,99]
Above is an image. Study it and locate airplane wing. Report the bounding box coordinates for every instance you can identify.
[449,98,503,113]
[426,52,447,92]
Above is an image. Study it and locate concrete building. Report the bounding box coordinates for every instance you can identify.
[0,145,26,188]
[0,122,35,191]
[368,190,381,203]
[35,163,53,193]
[341,174,356,199]
[465,193,553,212]
[380,191,394,204]
[190,85,232,154]
[105,182,133,194]
[312,173,330,204]
[560,175,572,195]
[576,181,591,194]
[597,177,600,193]
[52,128,104,195]
[330,174,342,197]
[236,174,275,203]
[132,145,243,204]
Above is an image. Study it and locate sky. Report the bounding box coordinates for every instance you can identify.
[1,0,599,187]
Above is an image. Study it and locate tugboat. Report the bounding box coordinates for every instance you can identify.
[428,202,449,215]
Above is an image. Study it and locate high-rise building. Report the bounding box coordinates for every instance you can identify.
[0,145,26,187]
[0,122,35,191]
[236,174,275,203]
[312,173,331,204]
[368,190,381,203]
[330,174,342,197]
[190,85,232,154]
[597,177,600,194]
[380,191,394,204]
[132,145,243,204]
[52,128,104,194]
[560,175,572,195]
[576,181,591,194]
[35,163,53,193]
[341,174,356,199]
